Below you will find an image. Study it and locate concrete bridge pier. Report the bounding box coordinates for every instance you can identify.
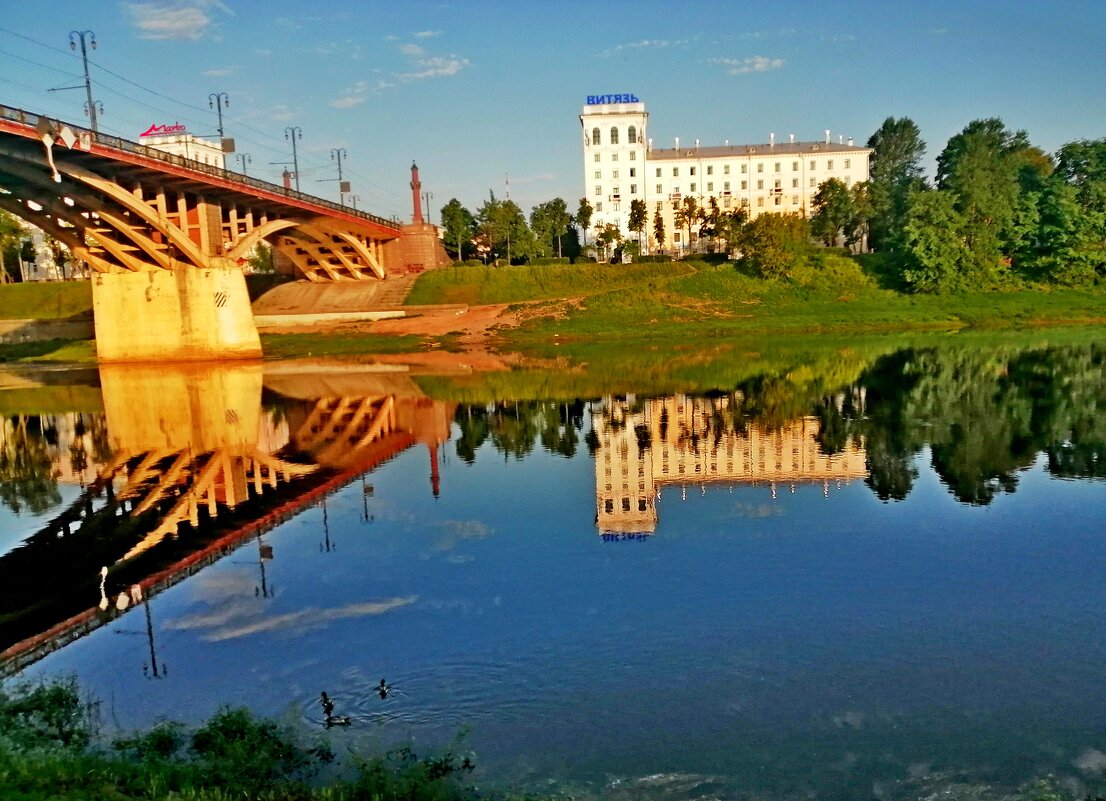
[92,262,262,363]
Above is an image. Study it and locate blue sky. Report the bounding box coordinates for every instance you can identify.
[0,1,1102,221]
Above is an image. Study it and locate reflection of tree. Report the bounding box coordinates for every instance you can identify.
[0,415,63,515]
[454,406,490,464]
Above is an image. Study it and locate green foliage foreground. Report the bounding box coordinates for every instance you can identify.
[0,680,535,801]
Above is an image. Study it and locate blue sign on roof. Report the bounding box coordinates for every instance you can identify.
[586,94,639,105]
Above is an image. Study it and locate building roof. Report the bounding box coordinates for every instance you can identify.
[648,140,872,160]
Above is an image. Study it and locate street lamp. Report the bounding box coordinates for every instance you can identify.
[208,92,229,138]
[348,194,360,210]
[235,152,252,177]
[328,147,348,206]
[68,30,99,133]
[283,126,302,192]
[422,191,434,223]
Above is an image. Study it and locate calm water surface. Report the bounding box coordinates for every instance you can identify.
[3,342,1106,799]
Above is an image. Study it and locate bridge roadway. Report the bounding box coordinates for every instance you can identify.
[0,105,442,362]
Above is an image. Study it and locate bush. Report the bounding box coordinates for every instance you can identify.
[630,254,675,263]
[527,257,571,266]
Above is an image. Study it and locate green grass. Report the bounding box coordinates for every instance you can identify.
[0,281,92,320]
[260,332,428,359]
[406,261,696,305]
[0,339,96,363]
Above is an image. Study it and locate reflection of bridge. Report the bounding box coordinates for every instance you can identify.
[0,105,447,361]
[0,364,453,676]
[594,395,868,535]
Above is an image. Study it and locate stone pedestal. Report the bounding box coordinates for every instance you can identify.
[390,222,451,274]
[92,266,262,363]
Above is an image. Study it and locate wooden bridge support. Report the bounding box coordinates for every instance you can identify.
[92,263,261,362]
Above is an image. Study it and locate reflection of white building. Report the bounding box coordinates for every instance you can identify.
[593,394,868,536]
[580,97,872,252]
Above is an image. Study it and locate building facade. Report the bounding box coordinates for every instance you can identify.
[580,97,873,254]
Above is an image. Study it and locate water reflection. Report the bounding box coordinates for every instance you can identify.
[0,362,454,675]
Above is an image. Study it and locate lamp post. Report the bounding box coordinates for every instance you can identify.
[331,147,347,206]
[68,30,99,133]
[422,191,434,223]
[235,152,252,177]
[283,126,302,192]
[348,194,360,210]
[208,92,229,138]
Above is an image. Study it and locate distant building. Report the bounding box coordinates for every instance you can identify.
[579,97,872,254]
[139,122,226,169]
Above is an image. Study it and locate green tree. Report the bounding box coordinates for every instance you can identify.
[247,243,274,273]
[595,223,622,262]
[809,178,856,246]
[714,207,748,256]
[0,210,24,284]
[627,199,648,254]
[652,207,666,253]
[900,190,972,292]
[440,198,475,262]
[675,196,700,254]
[476,192,537,263]
[866,117,927,252]
[575,197,593,248]
[739,212,811,279]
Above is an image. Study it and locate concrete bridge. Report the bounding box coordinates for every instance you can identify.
[0,105,447,362]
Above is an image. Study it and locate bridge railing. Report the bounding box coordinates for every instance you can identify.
[0,104,399,231]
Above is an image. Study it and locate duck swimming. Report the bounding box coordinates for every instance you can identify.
[377,678,391,700]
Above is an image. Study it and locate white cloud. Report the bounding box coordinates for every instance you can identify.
[708,55,785,75]
[397,55,469,80]
[331,95,366,109]
[413,30,441,38]
[202,66,234,77]
[124,2,212,40]
[274,16,301,30]
[255,47,272,57]
[399,42,424,56]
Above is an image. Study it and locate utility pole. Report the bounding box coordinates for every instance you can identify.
[327,147,348,206]
[283,126,302,192]
[208,92,229,137]
[235,152,251,177]
[67,31,99,132]
[422,191,434,223]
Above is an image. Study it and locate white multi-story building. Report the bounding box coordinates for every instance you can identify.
[580,96,872,253]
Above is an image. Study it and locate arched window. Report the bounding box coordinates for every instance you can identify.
[592,127,601,146]
[610,126,619,145]
[628,126,637,144]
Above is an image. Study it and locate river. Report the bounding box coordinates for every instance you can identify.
[2,337,1106,800]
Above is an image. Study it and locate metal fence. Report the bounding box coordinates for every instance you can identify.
[0,104,398,231]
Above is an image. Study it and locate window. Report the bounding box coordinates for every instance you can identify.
[792,194,800,205]
[630,184,637,194]
[707,165,713,175]
[792,178,799,188]
[809,160,816,170]
[610,126,620,145]
[739,180,746,190]
[757,179,764,189]
[613,186,620,196]
[723,197,731,208]
[673,167,679,177]
[629,151,636,160]
[592,127,601,145]
[724,164,731,174]
[612,202,620,211]
[594,170,601,179]
[757,163,764,173]
[674,232,681,242]
[656,168,662,177]
[629,167,636,177]
[725,181,731,191]
[596,203,603,212]
[612,169,619,179]
[594,153,601,162]
[628,125,637,144]
[827,159,834,169]
[774,196,781,206]
[690,166,696,176]
[792,161,799,171]
[707,182,713,192]
[757,197,764,207]
[774,162,781,172]
[690,182,696,192]
[810,177,816,188]
[774,179,781,189]
[741,198,749,207]
[595,185,601,196]
[672,185,680,194]
[611,153,618,162]
[656,184,663,194]
[741,164,747,174]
